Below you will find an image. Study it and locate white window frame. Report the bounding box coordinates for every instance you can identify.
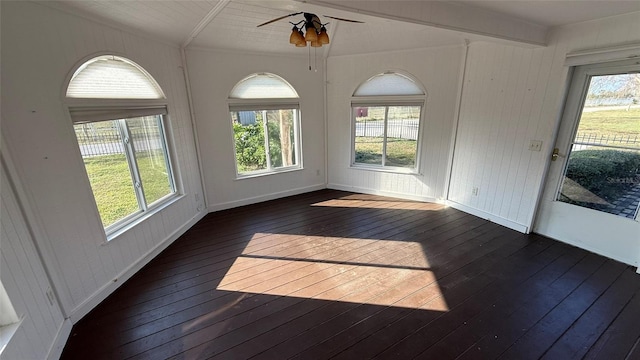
[228,75,303,178]
[350,95,426,174]
[65,56,179,240]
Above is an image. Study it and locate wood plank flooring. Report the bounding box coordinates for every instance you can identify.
[60,190,640,360]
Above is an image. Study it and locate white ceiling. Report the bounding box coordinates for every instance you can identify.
[457,0,640,27]
[42,0,640,57]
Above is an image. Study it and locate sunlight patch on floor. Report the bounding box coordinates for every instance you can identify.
[234,233,431,271]
[216,233,449,312]
[311,198,444,211]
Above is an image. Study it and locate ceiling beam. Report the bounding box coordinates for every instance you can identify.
[300,0,548,46]
[183,0,231,48]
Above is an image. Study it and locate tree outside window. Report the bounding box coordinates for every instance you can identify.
[229,73,301,177]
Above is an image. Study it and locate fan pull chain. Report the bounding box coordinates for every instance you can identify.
[308,46,311,71]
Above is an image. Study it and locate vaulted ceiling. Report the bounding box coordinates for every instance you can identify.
[42,0,640,56]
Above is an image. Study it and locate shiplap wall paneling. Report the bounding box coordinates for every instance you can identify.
[447,11,640,232]
[326,46,464,201]
[1,158,66,360]
[185,49,327,211]
[1,1,204,320]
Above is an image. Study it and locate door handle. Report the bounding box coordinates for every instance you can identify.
[551,148,560,161]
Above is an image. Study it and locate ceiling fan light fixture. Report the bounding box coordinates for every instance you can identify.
[310,40,322,47]
[318,26,330,45]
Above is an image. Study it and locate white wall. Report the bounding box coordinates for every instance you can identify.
[1,152,68,359]
[326,46,464,202]
[186,49,326,210]
[447,11,640,233]
[1,0,204,329]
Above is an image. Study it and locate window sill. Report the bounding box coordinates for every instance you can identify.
[0,318,22,355]
[235,166,303,180]
[350,164,420,175]
[104,193,185,243]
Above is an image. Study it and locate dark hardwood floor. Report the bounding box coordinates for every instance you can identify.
[60,190,640,360]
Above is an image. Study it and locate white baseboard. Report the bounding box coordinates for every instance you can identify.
[445,200,529,233]
[68,211,207,323]
[207,184,326,212]
[327,183,439,204]
[47,318,72,360]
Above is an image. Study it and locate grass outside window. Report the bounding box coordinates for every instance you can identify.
[353,105,421,170]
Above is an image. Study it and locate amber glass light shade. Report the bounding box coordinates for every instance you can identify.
[289,27,300,44]
[310,40,322,47]
[292,29,305,46]
[304,24,318,42]
[318,27,330,45]
[293,29,305,46]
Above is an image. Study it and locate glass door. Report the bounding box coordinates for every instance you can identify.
[534,60,640,267]
[557,72,640,219]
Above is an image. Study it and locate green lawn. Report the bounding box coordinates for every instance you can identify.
[355,137,417,168]
[578,108,640,136]
[84,152,172,227]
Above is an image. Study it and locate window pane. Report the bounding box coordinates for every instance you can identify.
[127,116,174,205]
[230,74,298,99]
[67,56,164,99]
[353,73,424,96]
[74,121,138,227]
[386,106,420,168]
[232,111,267,173]
[354,106,385,165]
[558,146,640,218]
[557,73,640,219]
[266,109,297,169]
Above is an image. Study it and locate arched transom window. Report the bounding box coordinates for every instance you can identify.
[67,55,176,237]
[351,71,426,172]
[229,73,302,177]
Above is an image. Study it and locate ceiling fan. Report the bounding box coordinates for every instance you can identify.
[257,12,364,48]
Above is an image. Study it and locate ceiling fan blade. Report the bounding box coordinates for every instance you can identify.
[323,15,364,23]
[257,12,303,27]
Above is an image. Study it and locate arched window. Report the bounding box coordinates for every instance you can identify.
[66,55,176,236]
[351,71,426,171]
[228,73,302,177]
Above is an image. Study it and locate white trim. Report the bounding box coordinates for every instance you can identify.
[444,40,470,200]
[349,164,420,175]
[68,211,206,323]
[105,194,184,242]
[46,318,72,360]
[445,200,530,233]
[328,183,439,204]
[181,47,208,210]
[234,166,303,180]
[565,43,640,66]
[182,0,230,48]
[351,97,425,106]
[68,104,167,123]
[207,184,326,212]
[228,99,300,109]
